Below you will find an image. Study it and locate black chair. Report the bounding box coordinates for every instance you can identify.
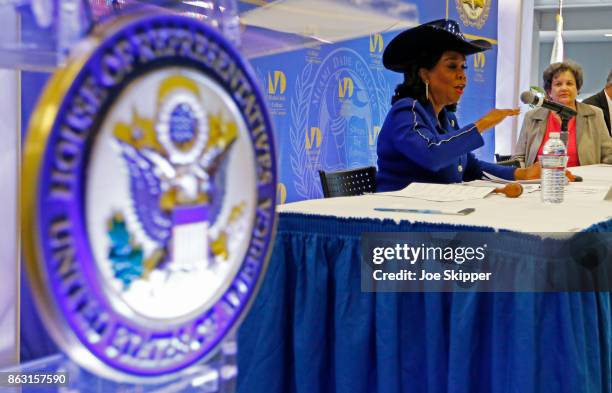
[495,153,512,162]
[318,166,377,198]
[496,158,522,168]
[494,154,521,168]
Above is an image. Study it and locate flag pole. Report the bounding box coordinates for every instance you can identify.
[550,0,564,64]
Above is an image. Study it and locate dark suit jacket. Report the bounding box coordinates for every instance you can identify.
[583,90,611,136]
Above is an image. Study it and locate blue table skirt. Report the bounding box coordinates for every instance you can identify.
[237,213,612,393]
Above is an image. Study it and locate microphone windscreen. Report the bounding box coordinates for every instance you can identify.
[520,91,536,105]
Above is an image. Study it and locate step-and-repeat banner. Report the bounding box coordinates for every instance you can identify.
[251,0,499,204]
[20,2,499,206]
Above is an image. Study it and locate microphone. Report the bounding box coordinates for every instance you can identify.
[520,91,577,118]
[492,183,523,198]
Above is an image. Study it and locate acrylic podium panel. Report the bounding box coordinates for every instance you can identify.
[0,0,417,70]
[3,0,418,388]
[0,5,19,370]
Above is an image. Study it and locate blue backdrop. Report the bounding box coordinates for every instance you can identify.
[250,0,500,204]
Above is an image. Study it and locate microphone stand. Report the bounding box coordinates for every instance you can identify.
[555,106,576,146]
[560,115,570,146]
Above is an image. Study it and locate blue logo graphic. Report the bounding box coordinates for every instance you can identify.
[290,48,389,199]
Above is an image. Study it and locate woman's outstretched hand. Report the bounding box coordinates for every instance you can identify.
[514,162,579,182]
[514,162,541,180]
[475,108,520,133]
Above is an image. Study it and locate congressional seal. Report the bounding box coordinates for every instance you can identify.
[456,0,491,29]
[22,11,277,381]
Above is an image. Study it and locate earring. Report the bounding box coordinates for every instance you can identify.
[425,81,430,100]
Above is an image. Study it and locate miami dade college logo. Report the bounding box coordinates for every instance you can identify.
[456,0,491,29]
[474,51,486,69]
[304,126,323,169]
[368,126,381,147]
[368,33,384,66]
[265,69,287,116]
[268,70,286,95]
[473,51,487,82]
[22,12,276,380]
[338,77,354,99]
[369,33,384,53]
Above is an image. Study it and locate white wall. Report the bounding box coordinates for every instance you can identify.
[496,0,536,156]
[0,9,20,368]
[535,5,612,98]
[539,41,612,97]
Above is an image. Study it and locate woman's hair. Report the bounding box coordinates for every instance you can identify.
[391,48,457,112]
[542,60,584,93]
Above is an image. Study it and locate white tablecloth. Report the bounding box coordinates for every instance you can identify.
[278,165,612,233]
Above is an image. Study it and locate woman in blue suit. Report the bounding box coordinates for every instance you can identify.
[377,19,538,192]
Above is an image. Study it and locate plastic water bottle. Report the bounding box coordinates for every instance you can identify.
[539,132,567,204]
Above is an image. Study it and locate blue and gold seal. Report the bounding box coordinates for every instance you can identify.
[456,0,491,29]
[22,11,277,381]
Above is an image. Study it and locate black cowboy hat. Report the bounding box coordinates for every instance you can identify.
[383,19,492,72]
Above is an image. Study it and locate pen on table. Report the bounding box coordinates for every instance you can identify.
[373,207,475,216]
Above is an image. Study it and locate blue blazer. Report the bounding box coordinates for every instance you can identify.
[376,97,515,191]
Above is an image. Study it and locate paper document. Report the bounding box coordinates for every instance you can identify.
[466,180,539,193]
[482,171,540,184]
[378,182,495,202]
[565,184,612,201]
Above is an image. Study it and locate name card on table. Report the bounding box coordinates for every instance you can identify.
[604,186,612,201]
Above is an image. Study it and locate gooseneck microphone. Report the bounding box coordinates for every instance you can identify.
[520,90,577,145]
[519,91,577,118]
[519,91,584,181]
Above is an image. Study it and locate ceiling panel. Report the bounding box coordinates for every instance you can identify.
[535,0,612,9]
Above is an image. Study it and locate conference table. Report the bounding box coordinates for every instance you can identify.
[237,165,612,393]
